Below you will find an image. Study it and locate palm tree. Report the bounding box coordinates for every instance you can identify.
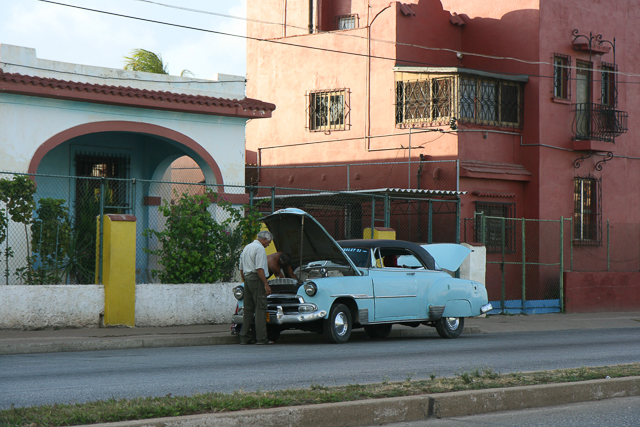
[123,49,193,77]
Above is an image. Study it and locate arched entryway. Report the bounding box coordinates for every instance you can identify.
[29,121,224,185]
[28,121,228,283]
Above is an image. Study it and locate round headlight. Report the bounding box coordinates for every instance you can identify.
[233,286,244,300]
[303,282,317,296]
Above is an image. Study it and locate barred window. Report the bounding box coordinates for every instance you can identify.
[475,202,516,253]
[309,90,347,131]
[336,14,357,30]
[553,54,571,99]
[574,176,601,245]
[395,72,523,128]
[74,152,131,214]
[395,78,453,124]
[460,78,521,127]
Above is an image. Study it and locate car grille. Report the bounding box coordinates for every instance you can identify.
[267,295,303,314]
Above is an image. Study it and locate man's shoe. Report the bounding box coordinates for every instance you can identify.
[240,339,256,345]
[256,340,275,345]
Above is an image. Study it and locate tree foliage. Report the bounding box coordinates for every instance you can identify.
[123,49,168,74]
[144,191,263,284]
[123,48,193,77]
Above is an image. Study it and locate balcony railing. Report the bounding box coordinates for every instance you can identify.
[573,103,628,142]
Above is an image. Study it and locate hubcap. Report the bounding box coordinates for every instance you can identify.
[445,317,460,330]
[334,312,348,336]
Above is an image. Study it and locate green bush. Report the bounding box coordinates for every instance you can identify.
[0,175,36,284]
[23,198,72,284]
[144,191,262,283]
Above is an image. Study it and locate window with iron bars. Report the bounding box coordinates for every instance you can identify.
[475,202,516,253]
[459,77,522,127]
[396,75,523,128]
[395,78,453,125]
[553,54,571,99]
[336,14,357,30]
[75,152,131,213]
[308,89,348,131]
[573,175,601,245]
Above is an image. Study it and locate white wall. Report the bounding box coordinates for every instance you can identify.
[0,44,246,100]
[0,285,104,329]
[0,283,238,330]
[0,44,248,188]
[135,284,237,327]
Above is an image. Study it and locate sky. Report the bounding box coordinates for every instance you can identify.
[0,0,248,78]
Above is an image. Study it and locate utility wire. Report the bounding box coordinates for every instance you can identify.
[34,0,640,84]
[130,0,640,79]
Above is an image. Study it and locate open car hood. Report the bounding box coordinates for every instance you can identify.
[261,208,360,273]
[422,244,471,271]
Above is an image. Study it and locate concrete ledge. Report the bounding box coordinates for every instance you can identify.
[79,376,640,427]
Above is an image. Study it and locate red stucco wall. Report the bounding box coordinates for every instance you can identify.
[564,272,640,313]
[246,0,640,225]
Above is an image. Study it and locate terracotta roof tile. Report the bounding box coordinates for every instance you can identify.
[0,69,275,119]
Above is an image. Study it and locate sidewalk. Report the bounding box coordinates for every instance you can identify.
[2,311,639,355]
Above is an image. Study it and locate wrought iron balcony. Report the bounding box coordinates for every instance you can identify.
[573,103,628,142]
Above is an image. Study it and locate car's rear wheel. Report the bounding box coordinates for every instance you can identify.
[364,324,393,339]
[435,316,464,338]
[324,304,352,343]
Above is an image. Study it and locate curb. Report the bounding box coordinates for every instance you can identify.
[79,376,640,427]
[1,326,481,355]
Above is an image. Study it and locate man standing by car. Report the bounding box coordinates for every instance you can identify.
[239,230,273,345]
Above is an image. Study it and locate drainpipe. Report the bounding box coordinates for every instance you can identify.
[365,3,392,153]
[408,127,412,188]
[416,153,424,190]
[283,0,287,37]
[416,154,425,241]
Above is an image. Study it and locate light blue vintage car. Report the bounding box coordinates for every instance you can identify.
[232,208,492,343]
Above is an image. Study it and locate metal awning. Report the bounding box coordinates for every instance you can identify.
[393,66,529,83]
[256,187,465,205]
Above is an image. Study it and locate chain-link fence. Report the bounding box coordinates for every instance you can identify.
[1,171,460,286]
[462,215,563,314]
[462,215,640,314]
[6,168,638,310]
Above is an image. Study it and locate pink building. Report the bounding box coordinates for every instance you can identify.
[246,1,640,311]
[247,0,637,221]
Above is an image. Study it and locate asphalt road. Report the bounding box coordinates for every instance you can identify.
[2,327,640,409]
[379,395,640,427]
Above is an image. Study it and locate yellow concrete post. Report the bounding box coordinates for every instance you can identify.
[259,223,277,255]
[363,227,396,240]
[98,214,137,327]
[259,223,277,279]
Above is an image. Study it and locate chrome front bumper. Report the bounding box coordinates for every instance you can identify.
[233,306,328,325]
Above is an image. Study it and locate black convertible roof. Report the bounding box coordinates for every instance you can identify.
[337,239,436,270]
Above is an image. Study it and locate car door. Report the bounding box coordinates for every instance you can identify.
[371,248,419,320]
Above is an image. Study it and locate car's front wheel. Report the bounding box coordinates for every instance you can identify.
[435,316,464,338]
[324,304,352,343]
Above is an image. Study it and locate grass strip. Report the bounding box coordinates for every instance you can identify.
[2,363,639,427]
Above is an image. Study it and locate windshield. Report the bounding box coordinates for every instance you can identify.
[342,247,370,267]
